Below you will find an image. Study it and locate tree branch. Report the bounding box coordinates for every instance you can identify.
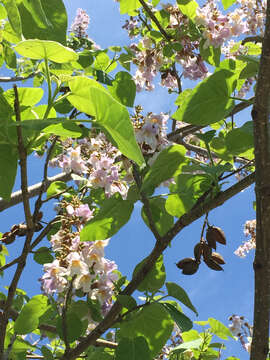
[61,172,255,360]
[138,0,171,41]
[0,71,41,83]
[0,172,72,212]
[250,1,270,358]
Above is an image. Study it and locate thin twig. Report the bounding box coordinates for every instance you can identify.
[33,137,58,223]
[138,0,171,41]
[241,36,263,45]
[63,277,76,353]
[0,71,41,83]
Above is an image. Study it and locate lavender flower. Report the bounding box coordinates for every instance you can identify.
[71,8,90,38]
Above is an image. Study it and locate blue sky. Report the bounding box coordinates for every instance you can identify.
[0,1,256,359]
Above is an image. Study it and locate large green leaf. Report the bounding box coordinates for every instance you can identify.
[177,0,198,20]
[208,318,234,340]
[141,145,186,194]
[108,71,136,107]
[141,198,174,236]
[118,303,174,358]
[56,311,84,343]
[173,69,236,126]
[4,87,43,108]
[2,0,22,37]
[14,295,48,334]
[162,302,193,332]
[14,40,78,63]
[115,337,151,360]
[132,255,166,293]
[16,0,67,44]
[0,144,17,200]
[119,0,142,15]
[171,338,203,354]
[225,121,254,156]
[166,282,198,316]
[21,0,51,28]
[67,77,144,166]
[80,194,134,241]
[165,172,212,217]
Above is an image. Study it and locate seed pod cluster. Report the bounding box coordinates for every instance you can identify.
[176,225,227,276]
[1,217,43,246]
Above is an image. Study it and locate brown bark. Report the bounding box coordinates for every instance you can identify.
[250,1,270,359]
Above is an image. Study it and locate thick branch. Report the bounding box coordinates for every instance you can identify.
[62,172,255,360]
[0,172,72,212]
[250,1,270,359]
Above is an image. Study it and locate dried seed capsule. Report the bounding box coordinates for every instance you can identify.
[193,243,203,262]
[1,232,16,245]
[206,227,216,249]
[204,258,223,271]
[207,226,226,246]
[176,257,195,269]
[211,252,225,265]
[177,258,199,275]
[202,243,212,261]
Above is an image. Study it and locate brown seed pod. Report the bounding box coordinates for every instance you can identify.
[35,223,44,232]
[1,232,16,245]
[193,242,203,262]
[176,257,195,269]
[211,252,225,265]
[206,227,216,249]
[207,226,226,246]
[204,258,223,271]
[202,243,212,261]
[177,258,199,275]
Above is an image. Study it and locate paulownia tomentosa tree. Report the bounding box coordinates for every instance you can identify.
[0,0,269,359]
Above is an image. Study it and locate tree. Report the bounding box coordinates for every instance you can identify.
[0,0,269,359]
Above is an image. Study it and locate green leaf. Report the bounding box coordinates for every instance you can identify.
[46,181,68,198]
[171,338,203,354]
[42,122,84,139]
[41,346,54,360]
[2,0,22,36]
[17,0,67,44]
[132,255,166,293]
[165,172,212,217]
[200,41,221,67]
[87,298,103,322]
[33,247,54,265]
[119,0,141,15]
[173,69,236,126]
[162,302,193,332]
[117,295,137,310]
[21,0,51,29]
[152,10,170,30]
[141,145,186,194]
[56,311,84,343]
[0,4,7,19]
[14,295,48,334]
[80,193,134,241]
[222,0,236,9]
[141,198,174,236]
[4,87,43,107]
[3,43,17,68]
[177,0,198,20]
[116,337,151,360]
[0,144,17,200]
[108,71,136,107]
[166,282,198,316]
[175,89,193,106]
[14,40,78,63]
[208,318,233,340]
[225,121,254,155]
[67,77,144,166]
[118,303,174,358]
[87,347,114,360]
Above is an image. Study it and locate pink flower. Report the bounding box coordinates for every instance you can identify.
[74,204,93,221]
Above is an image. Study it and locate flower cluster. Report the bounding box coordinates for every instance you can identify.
[234,219,256,257]
[49,133,129,199]
[228,315,253,353]
[41,201,118,316]
[196,0,266,48]
[70,8,90,38]
[133,110,171,157]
